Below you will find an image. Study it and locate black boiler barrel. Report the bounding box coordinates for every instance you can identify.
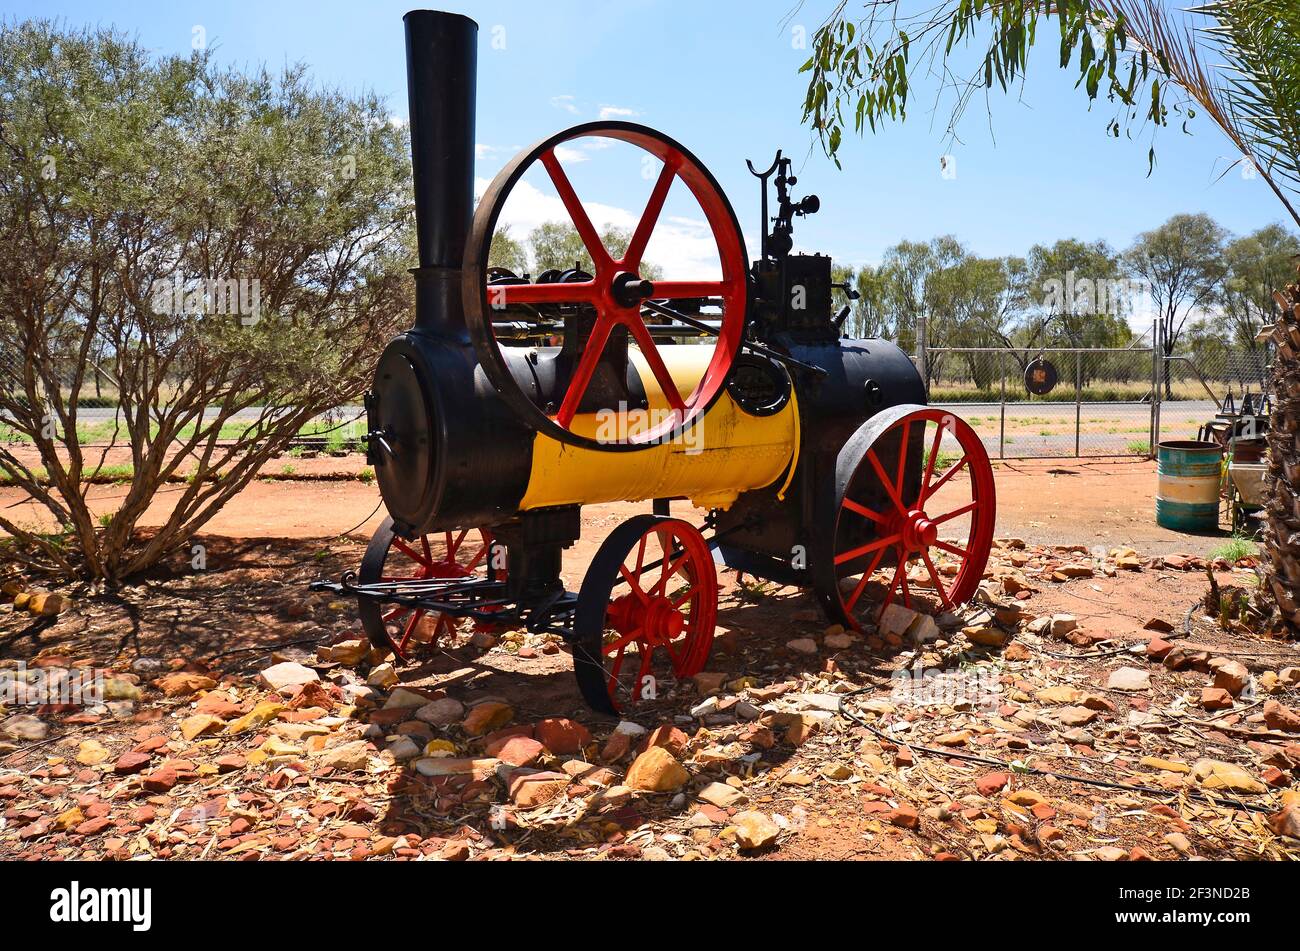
[403,10,477,338]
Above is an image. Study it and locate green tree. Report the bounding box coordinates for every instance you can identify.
[489,225,529,275]
[1218,224,1300,350]
[0,21,412,582]
[527,221,663,279]
[1124,213,1227,394]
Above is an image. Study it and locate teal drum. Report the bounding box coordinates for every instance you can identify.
[1156,440,1223,531]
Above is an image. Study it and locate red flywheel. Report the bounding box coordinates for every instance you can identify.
[464,122,748,450]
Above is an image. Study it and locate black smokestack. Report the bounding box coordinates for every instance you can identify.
[403,10,477,338]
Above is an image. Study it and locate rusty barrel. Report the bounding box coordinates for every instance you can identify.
[1156,440,1222,531]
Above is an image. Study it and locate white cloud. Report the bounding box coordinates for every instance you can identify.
[550,95,580,115]
[598,105,639,120]
[387,115,408,129]
[552,145,589,164]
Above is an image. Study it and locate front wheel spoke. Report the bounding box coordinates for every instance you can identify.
[555,317,615,426]
[842,497,888,525]
[603,627,643,656]
[936,540,969,559]
[834,532,902,567]
[398,609,426,651]
[922,456,968,504]
[844,545,888,612]
[866,448,908,516]
[920,550,951,608]
[931,500,979,525]
[918,419,947,505]
[619,564,651,603]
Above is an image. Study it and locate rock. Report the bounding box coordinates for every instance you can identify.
[615,720,648,737]
[1095,846,1128,861]
[1,714,48,742]
[1056,563,1094,579]
[1140,756,1190,774]
[884,804,920,829]
[964,626,1010,648]
[1035,685,1083,705]
[383,688,430,710]
[142,766,178,793]
[387,736,422,761]
[535,717,591,754]
[367,663,399,689]
[824,631,855,650]
[103,678,142,702]
[976,772,1010,796]
[786,637,818,655]
[1279,666,1300,686]
[470,631,498,650]
[697,781,743,808]
[626,746,689,792]
[1269,804,1300,840]
[413,757,497,779]
[689,696,719,717]
[1264,700,1300,733]
[329,639,369,665]
[1059,706,1098,727]
[693,671,729,695]
[113,751,152,775]
[414,698,464,727]
[317,740,372,772]
[225,699,285,735]
[1201,687,1234,711]
[1192,759,1267,794]
[180,713,225,741]
[1049,614,1078,637]
[642,724,689,757]
[1107,667,1151,692]
[878,603,919,637]
[1003,642,1032,662]
[731,810,779,850]
[154,672,216,697]
[257,662,319,693]
[1164,832,1192,854]
[1212,660,1250,696]
[509,770,569,808]
[462,701,513,736]
[494,736,546,767]
[75,740,110,766]
[783,713,821,747]
[1145,637,1175,661]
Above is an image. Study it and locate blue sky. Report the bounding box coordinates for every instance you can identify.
[5,0,1288,273]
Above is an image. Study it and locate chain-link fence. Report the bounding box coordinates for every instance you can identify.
[924,334,1273,459]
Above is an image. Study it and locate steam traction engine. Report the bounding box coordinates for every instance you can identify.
[314,10,997,714]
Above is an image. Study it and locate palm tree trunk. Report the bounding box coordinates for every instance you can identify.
[1265,278,1300,636]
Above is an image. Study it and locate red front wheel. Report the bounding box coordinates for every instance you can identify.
[572,515,718,714]
[815,407,996,629]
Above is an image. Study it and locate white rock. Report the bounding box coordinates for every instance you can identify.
[690,697,719,717]
[257,661,319,692]
[367,663,399,689]
[1107,666,1151,691]
[384,687,431,710]
[697,781,743,807]
[415,697,465,726]
[615,720,648,737]
[1,714,48,742]
[786,637,818,655]
[386,736,422,761]
[878,603,919,637]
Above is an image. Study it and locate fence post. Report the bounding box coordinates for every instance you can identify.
[1075,350,1082,458]
[999,351,1006,460]
[1152,321,1162,455]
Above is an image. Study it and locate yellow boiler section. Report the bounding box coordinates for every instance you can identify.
[519,345,799,511]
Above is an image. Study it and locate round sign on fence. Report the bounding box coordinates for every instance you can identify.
[1025,357,1058,396]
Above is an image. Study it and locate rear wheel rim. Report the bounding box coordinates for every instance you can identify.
[831,410,995,628]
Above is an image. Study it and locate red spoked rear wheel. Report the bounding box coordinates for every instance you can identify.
[817,407,996,629]
[357,517,503,662]
[573,515,718,714]
[464,122,748,450]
